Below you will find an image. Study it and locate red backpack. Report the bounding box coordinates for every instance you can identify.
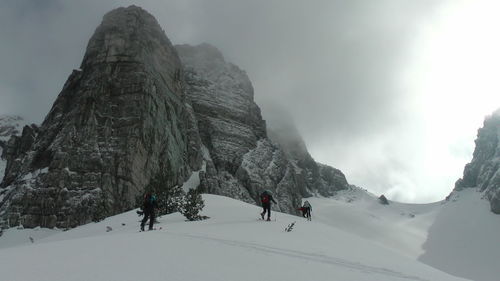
[261,194,270,203]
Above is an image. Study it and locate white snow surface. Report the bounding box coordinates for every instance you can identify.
[0,192,470,281]
[419,189,500,281]
[181,169,202,192]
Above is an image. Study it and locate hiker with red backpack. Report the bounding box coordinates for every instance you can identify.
[260,190,277,221]
[300,200,312,221]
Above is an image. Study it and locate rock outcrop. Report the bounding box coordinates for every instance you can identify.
[0,6,202,228]
[455,110,500,213]
[378,195,389,205]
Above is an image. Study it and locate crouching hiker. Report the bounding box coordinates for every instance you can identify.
[260,190,277,221]
[141,192,157,231]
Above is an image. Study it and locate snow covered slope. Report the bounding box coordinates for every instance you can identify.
[308,187,441,259]
[309,187,500,281]
[0,194,466,281]
[420,189,500,281]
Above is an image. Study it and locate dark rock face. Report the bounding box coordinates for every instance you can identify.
[176,44,302,213]
[455,110,500,214]
[267,113,349,197]
[176,44,266,172]
[177,44,348,213]
[0,6,201,228]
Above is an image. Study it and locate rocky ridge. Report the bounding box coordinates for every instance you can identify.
[455,110,500,213]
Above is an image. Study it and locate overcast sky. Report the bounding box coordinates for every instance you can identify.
[1,0,500,202]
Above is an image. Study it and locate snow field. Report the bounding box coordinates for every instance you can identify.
[0,194,467,281]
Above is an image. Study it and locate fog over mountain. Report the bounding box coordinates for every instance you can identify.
[1,0,500,202]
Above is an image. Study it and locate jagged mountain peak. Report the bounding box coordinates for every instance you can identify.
[80,6,181,88]
[455,108,500,213]
[0,6,201,228]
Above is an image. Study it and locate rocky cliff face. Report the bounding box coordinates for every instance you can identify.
[266,114,349,197]
[0,6,202,228]
[176,44,302,213]
[455,110,500,213]
[176,44,348,214]
[1,6,351,228]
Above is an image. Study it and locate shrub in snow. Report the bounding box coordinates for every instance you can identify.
[140,171,186,216]
[181,189,208,221]
[164,185,186,215]
[92,197,108,223]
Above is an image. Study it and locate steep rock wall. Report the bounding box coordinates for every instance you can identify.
[455,110,500,213]
[0,6,202,228]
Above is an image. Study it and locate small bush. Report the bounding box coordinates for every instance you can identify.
[181,189,208,221]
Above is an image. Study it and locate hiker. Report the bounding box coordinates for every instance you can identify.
[140,192,157,231]
[301,200,312,221]
[260,190,277,221]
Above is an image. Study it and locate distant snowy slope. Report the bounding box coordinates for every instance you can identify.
[0,194,466,281]
[309,187,441,258]
[310,186,500,281]
[420,189,500,281]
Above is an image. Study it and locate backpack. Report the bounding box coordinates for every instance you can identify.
[261,194,270,204]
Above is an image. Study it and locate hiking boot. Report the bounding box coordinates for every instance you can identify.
[267,218,271,221]
[261,212,265,220]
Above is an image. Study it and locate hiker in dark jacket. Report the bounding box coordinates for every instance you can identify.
[260,190,277,221]
[141,192,157,231]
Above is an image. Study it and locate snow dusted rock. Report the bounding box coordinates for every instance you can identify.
[177,44,348,213]
[0,115,25,143]
[455,110,500,214]
[176,43,266,171]
[177,44,303,213]
[0,6,202,228]
[267,112,348,197]
[0,115,29,182]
